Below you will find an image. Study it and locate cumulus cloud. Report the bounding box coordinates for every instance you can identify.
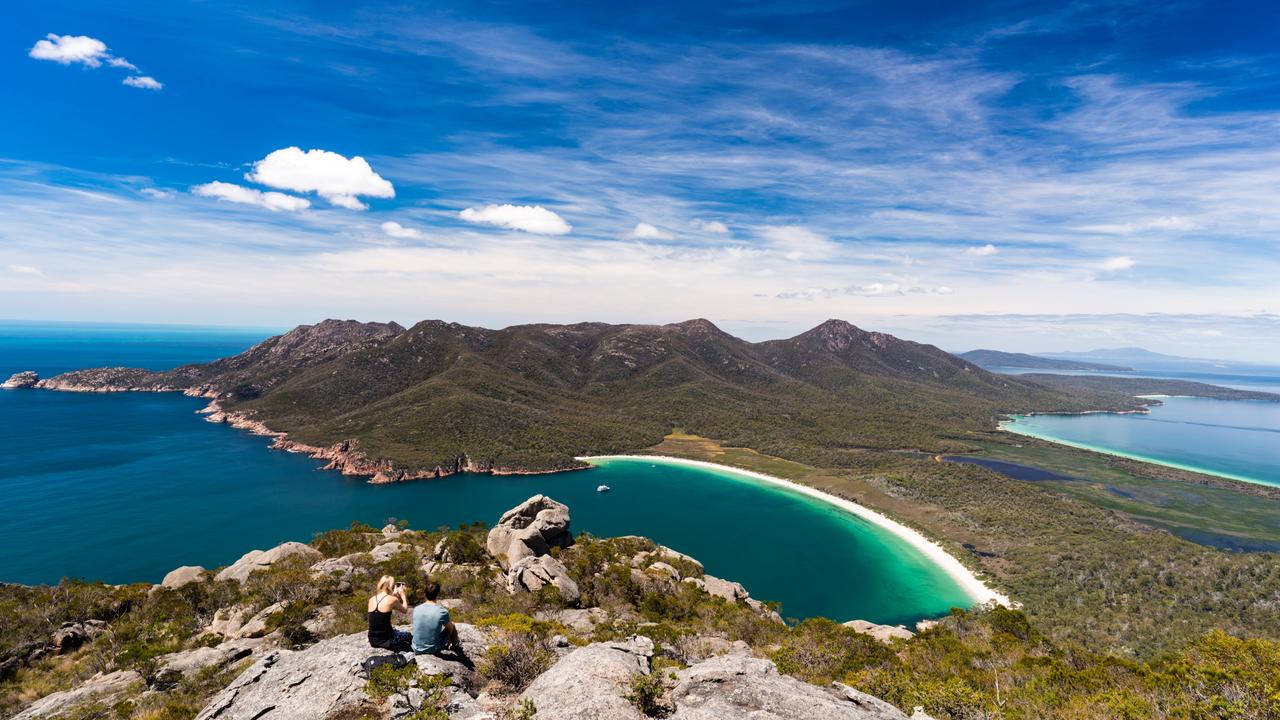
[459,204,571,234]
[380,221,423,239]
[630,222,673,240]
[246,147,394,210]
[964,244,998,257]
[192,182,311,212]
[6,264,43,276]
[1099,255,1136,271]
[690,219,730,234]
[28,34,109,66]
[122,75,162,90]
[761,226,839,260]
[29,33,160,89]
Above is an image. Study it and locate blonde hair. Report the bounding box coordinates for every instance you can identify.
[376,575,396,595]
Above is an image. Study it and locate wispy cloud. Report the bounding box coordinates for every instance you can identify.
[192,181,311,212]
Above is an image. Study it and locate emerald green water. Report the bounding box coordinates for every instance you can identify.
[0,323,975,624]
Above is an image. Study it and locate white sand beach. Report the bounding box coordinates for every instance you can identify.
[577,454,1012,608]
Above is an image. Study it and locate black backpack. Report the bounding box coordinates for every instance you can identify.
[361,653,409,677]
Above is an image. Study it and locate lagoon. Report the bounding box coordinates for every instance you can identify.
[1003,396,1280,488]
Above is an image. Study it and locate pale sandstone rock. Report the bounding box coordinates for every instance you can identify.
[161,565,207,589]
[214,542,322,583]
[843,619,915,643]
[485,495,573,570]
[518,637,653,720]
[670,653,911,720]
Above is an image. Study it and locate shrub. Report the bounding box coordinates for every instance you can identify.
[479,635,553,694]
[311,522,379,558]
[435,530,488,564]
[769,618,895,686]
[625,673,666,716]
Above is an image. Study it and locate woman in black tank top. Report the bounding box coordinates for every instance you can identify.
[368,575,412,651]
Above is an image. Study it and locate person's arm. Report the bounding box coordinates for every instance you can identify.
[395,585,410,611]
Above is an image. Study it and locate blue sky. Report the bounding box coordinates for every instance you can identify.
[3,0,1280,360]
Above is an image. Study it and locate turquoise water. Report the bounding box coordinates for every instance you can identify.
[1004,397,1280,488]
[0,323,973,625]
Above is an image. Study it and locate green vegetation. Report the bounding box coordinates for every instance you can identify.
[46,318,1146,473]
[646,433,1280,658]
[3,520,1278,720]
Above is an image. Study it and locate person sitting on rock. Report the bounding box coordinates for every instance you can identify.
[411,580,462,655]
[367,575,412,652]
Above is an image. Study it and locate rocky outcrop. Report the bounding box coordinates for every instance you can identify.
[487,496,578,604]
[506,555,581,604]
[2,371,39,389]
[12,670,143,720]
[370,541,413,563]
[214,542,323,583]
[486,495,573,569]
[51,620,108,653]
[843,619,914,643]
[519,636,654,720]
[152,639,262,690]
[161,565,207,589]
[194,627,486,720]
[670,653,911,720]
[683,575,784,624]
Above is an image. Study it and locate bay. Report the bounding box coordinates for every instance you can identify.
[0,322,972,625]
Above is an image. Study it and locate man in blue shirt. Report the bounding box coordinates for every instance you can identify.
[411,580,462,655]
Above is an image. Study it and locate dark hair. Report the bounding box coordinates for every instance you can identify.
[424,580,440,601]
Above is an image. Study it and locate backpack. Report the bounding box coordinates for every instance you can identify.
[361,653,409,676]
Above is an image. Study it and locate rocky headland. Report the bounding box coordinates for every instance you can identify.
[2,496,938,720]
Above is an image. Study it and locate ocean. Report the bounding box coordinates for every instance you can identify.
[0,321,971,625]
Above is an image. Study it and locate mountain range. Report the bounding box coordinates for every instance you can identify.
[38,318,1140,475]
[957,349,1132,372]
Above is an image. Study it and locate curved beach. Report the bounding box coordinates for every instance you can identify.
[577,454,1011,608]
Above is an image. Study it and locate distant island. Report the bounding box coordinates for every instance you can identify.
[958,349,1133,372]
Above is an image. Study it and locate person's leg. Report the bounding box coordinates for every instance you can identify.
[393,629,413,652]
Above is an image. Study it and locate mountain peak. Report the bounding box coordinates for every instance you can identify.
[665,318,725,336]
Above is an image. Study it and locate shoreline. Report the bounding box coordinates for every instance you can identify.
[577,454,1011,609]
[999,419,1277,489]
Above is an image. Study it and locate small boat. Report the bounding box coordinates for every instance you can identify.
[597,484,611,493]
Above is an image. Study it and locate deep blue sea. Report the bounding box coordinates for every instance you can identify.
[0,322,970,625]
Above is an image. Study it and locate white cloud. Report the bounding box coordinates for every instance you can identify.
[28,34,109,67]
[192,182,310,212]
[122,75,162,90]
[459,204,571,234]
[246,147,394,210]
[380,221,423,239]
[690,219,730,234]
[761,226,839,260]
[1099,255,1136,271]
[29,33,162,90]
[964,244,998,257]
[630,222,672,240]
[140,188,174,199]
[6,264,43,276]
